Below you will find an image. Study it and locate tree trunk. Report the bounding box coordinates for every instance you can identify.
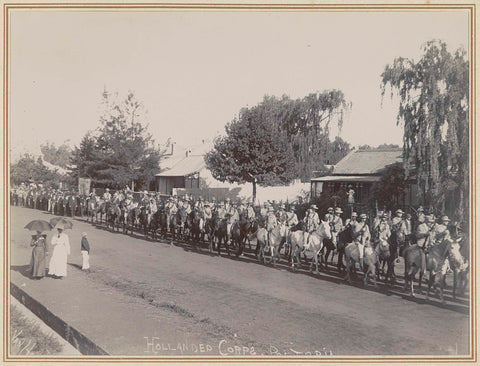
[131,180,135,191]
[252,180,257,204]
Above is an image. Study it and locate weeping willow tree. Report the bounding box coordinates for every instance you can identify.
[381,40,469,225]
[252,91,351,180]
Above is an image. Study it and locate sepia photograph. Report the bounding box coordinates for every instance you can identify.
[3,1,476,363]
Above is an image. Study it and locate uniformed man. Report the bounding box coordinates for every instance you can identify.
[216,202,227,220]
[372,210,384,234]
[331,207,344,247]
[437,215,452,277]
[246,202,256,221]
[352,213,371,271]
[225,198,231,212]
[325,207,334,223]
[416,215,436,250]
[377,213,391,245]
[260,202,269,217]
[277,204,287,225]
[103,188,112,202]
[305,205,320,245]
[345,212,358,227]
[226,203,239,243]
[266,206,278,248]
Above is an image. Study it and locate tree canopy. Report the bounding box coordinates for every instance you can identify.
[71,90,163,190]
[205,105,296,203]
[11,154,65,188]
[370,162,409,211]
[381,40,469,224]
[40,142,73,169]
[256,92,351,180]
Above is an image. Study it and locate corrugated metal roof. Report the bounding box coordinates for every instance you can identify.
[156,155,206,177]
[333,149,403,175]
[311,175,381,182]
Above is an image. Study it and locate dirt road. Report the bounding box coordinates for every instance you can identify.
[10,206,470,356]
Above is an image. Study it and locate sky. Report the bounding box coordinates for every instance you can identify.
[8,9,469,161]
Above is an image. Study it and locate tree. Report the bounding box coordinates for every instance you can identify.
[381,40,469,225]
[71,89,163,190]
[40,142,73,169]
[370,162,409,211]
[11,154,64,188]
[205,105,296,203]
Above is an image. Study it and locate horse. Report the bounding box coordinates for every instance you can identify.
[403,245,426,298]
[123,206,137,235]
[204,216,217,253]
[188,209,203,250]
[291,220,332,274]
[374,239,393,283]
[230,221,244,257]
[137,206,149,237]
[376,237,396,284]
[425,239,451,305]
[256,224,284,267]
[106,203,122,231]
[170,207,188,243]
[212,214,230,256]
[344,241,380,287]
[337,225,354,272]
[443,237,469,300]
[149,208,168,241]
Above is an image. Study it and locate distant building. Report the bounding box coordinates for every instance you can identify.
[310,148,420,207]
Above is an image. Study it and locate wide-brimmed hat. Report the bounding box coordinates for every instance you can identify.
[55,224,65,230]
[427,215,436,223]
[418,206,425,212]
[310,205,318,210]
[359,213,367,219]
[395,209,404,214]
[81,232,87,237]
[105,188,110,191]
[351,211,358,217]
[335,208,343,214]
[327,207,334,212]
[289,205,296,210]
[441,215,451,222]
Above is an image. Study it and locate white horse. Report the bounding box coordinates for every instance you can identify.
[344,241,379,287]
[257,224,285,267]
[291,220,332,274]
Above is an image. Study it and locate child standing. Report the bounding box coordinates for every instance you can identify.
[81,232,90,271]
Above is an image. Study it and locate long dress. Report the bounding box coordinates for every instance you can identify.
[30,235,47,278]
[48,233,70,277]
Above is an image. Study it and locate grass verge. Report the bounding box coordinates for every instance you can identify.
[10,305,63,355]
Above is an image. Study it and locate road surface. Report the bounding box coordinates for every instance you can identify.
[10,206,470,356]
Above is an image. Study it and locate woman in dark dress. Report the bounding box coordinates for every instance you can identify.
[30,231,47,279]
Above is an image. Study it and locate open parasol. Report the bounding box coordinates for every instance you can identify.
[24,220,53,232]
[49,217,73,230]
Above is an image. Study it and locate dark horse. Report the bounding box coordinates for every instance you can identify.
[378,230,400,284]
[337,225,354,272]
[188,209,203,250]
[106,203,122,232]
[170,207,188,243]
[212,213,230,256]
[149,208,168,241]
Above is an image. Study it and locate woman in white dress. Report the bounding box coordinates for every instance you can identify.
[48,225,70,278]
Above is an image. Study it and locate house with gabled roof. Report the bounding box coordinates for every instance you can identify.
[310,148,421,207]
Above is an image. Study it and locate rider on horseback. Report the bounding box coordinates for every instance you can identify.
[226,203,239,244]
[331,208,344,249]
[266,206,278,250]
[304,205,320,252]
[352,213,371,271]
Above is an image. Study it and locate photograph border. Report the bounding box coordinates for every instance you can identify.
[2,1,477,363]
